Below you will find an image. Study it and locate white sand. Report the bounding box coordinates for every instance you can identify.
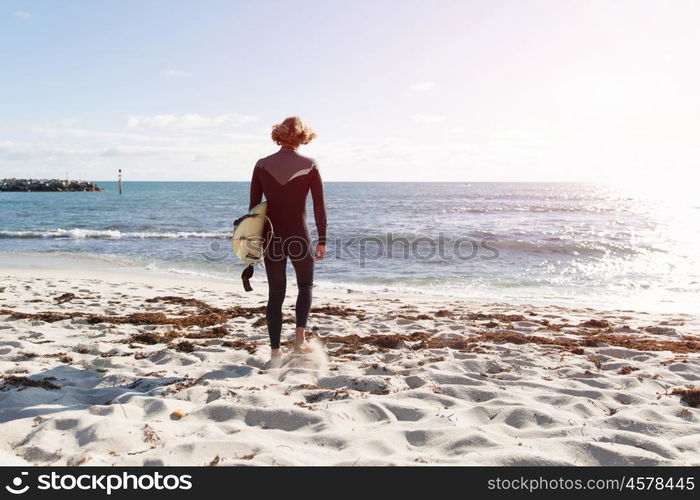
[1,254,699,466]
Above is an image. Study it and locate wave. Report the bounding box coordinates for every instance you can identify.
[322,232,652,257]
[0,228,658,258]
[439,205,629,215]
[0,228,229,240]
[489,239,649,256]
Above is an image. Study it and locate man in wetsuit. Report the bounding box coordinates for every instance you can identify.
[249,116,327,361]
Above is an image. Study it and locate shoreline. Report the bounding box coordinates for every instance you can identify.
[0,251,695,316]
[1,254,699,465]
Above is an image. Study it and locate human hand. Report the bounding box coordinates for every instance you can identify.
[314,243,327,261]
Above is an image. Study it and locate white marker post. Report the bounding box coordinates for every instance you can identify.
[118,169,122,195]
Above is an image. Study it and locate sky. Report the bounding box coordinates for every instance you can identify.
[1,0,699,182]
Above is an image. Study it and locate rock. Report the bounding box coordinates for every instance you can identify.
[171,409,186,420]
[0,178,104,192]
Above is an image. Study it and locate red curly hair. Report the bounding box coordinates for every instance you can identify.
[271,116,317,149]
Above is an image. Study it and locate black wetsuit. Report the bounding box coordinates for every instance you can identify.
[249,146,327,349]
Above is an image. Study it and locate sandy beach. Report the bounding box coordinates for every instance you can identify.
[0,254,699,466]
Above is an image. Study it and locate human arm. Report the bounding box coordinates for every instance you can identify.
[309,164,327,258]
[249,160,263,210]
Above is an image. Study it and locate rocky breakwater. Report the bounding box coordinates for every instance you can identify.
[0,179,104,192]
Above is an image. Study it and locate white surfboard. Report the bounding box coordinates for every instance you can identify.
[232,202,267,265]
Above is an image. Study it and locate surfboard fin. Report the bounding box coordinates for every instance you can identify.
[241,264,255,292]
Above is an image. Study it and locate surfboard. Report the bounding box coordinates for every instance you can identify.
[232,201,268,265]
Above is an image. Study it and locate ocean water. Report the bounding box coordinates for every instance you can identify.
[1,181,698,312]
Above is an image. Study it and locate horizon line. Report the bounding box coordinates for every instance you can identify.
[1,178,614,184]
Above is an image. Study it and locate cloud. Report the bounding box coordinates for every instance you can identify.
[14,10,31,20]
[409,81,436,91]
[127,114,259,130]
[1,113,271,180]
[31,125,181,144]
[0,140,17,151]
[0,118,270,180]
[0,140,99,161]
[163,69,192,78]
[100,145,181,157]
[0,136,260,162]
[411,113,445,124]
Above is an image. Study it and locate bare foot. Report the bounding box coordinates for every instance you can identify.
[293,342,313,354]
[293,327,313,354]
[266,348,283,367]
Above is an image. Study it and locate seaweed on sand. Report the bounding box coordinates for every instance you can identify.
[319,326,700,357]
[55,292,76,304]
[0,294,265,328]
[221,339,258,354]
[671,388,700,408]
[0,375,61,391]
